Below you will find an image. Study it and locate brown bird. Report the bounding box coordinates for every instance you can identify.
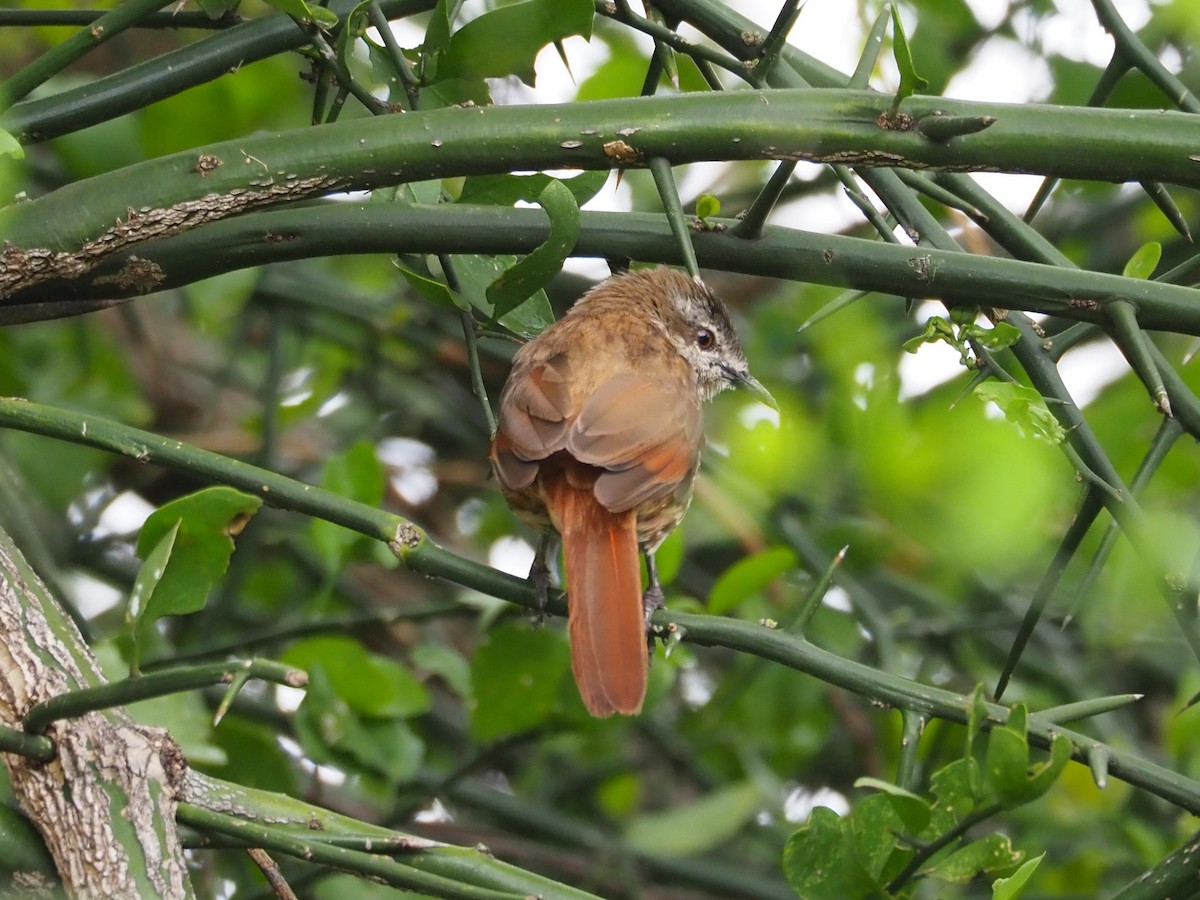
[490,267,775,717]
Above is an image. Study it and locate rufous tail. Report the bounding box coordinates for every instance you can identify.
[544,481,647,717]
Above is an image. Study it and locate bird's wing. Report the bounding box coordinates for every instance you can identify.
[568,371,703,514]
[490,352,575,491]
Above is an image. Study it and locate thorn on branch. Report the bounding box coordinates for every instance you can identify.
[915,111,997,142]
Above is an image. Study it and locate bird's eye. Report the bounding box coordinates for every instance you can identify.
[695,328,716,350]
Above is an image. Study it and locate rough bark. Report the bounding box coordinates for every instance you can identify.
[0,526,192,898]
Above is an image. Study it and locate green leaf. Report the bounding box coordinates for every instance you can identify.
[310,441,385,569]
[1020,733,1072,803]
[454,254,556,339]
[422,77,494,111]
[975,381,1067,444]
[485,180,581,319]
[854,777,931,834]
[396,260,470,312]
[283,635,431,719]
[848,793,910,881]
[890,6,929,104]
[438,0,593,86]
[131,487,262,668]
[625,782,762,857]
[928,833,1022,883]
[708,547,797,615]
[992,852,1044,899]
[419,0,456,83]
[971,320,1022,352]
[928,758,980,831]
[984,722,1031,806]
[470,622,569,741]
[983,706,1070,806]
[261,0,338,28]
[292,666,424,786]
[1123,241,1162,279]
[0,129,24,161]
[411,643,472,702]
[695,194,721,222]
[783,807,877,899]
[458,171,610,208]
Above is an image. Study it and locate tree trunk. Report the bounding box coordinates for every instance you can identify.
[0,526,192,898]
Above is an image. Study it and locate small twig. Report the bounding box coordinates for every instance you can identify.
[368,0,421,111]
[0,8,245,28]
[247,848,299,900]
[1091,0,1200,112]
[750,0,803,86]
[438,255,496,433]
[1108,299,1171,416]
[0,0,176,111]
[599,0,747,76]
[993,488,1104,701]
[23,659,306,735]
[732,160,796,240]
[886,803,1004,892]
[292,17,391,117]
[647,156,700,278]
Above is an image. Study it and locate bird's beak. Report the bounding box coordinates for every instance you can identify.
[737,371,778,411]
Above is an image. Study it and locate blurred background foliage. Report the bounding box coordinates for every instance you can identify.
[2,0,1200,897]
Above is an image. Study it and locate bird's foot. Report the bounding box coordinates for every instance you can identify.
[643,584,667,655]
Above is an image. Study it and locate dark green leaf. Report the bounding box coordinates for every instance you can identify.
[421,77,493,111]
[458,171,609,208]
[854,777,932,834]
[131,487,262,667]
[196,0,241,16]
[486,180,580,319]
[783,807,877,899]
[284,635,431,719]
[411,643,473,702]
[396,260,470,312]
[310,441,385,569]
[470,622,569,741]
[928,833,1023,883]
[292,666,424,786]
[984,722,1031,806]
[708,547,797,615]
[438,0,593,86]
[419,0,454,82]
[625,782,763,857]
[848,793,909,880]
[929,757,980,832]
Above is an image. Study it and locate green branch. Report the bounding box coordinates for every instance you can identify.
[182,771,602,899]
[0,0,176,110]
[1,0,434,143]
[23,659,306,735]
[19,205,1200,337]
[6,89,1200,267]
